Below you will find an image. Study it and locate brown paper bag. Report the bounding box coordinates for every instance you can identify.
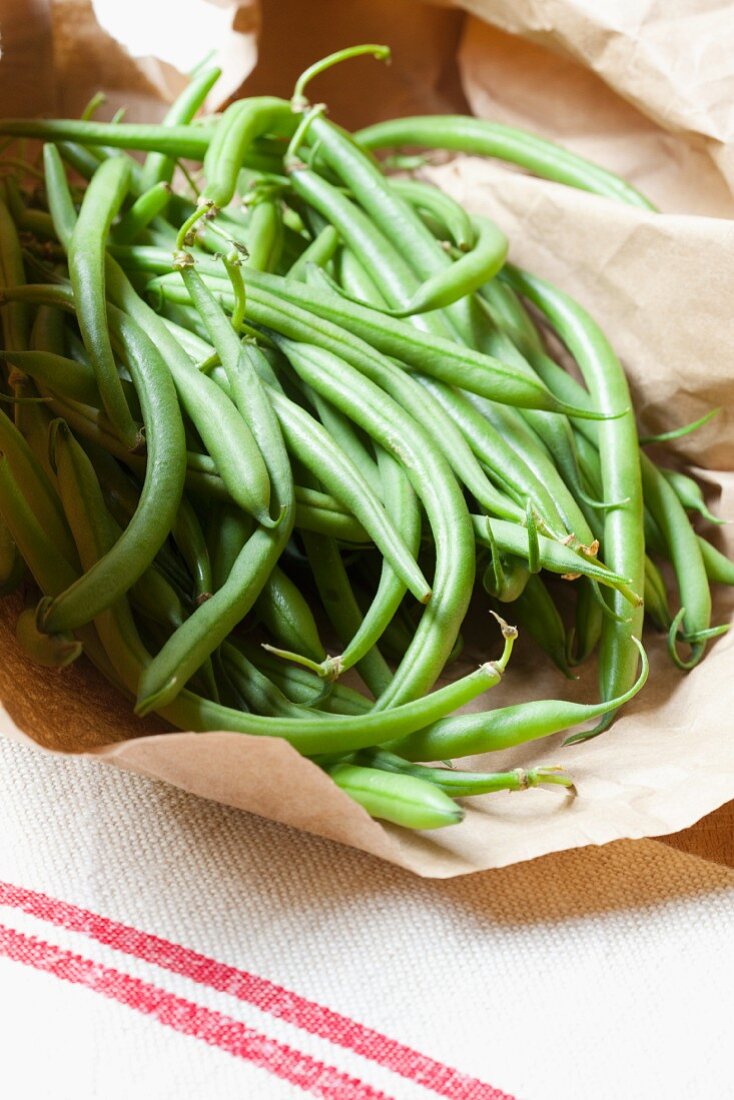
[1,0,732,877]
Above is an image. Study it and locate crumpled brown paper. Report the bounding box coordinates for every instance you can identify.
[0,0,732,877]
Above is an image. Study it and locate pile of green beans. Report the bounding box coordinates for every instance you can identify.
[0,45,730,833]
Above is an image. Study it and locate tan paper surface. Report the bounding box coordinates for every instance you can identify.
[0,0,733,876]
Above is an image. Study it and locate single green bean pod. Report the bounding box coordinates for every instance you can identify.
[327,764,464,830]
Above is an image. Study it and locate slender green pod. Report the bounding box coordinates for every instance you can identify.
[568,578,603,666]
[141,66,221,190]
[357,751,576,798]
[378,214,508,318]
[0,349,101,406]
[471,514,640,603]
[641,453,717,669]
[255,564,326,664]
[328,449,421,678]
[0,517,24,595]
[201,97,295,208]
[0,398,78,569]
[114,182,171,244]
[327,764,464,830]
[16,605,82,668]
[660,467,726,526]
[171,496,213,603]
[147,264,598,416]
[33,297,187,633]
[505,266,644,730]
[0,453,78,595]
[68,155,141,449]
[0,195,31,354]
[355,115,656,209]
[276,338,476,705]
[505,573,574,677]
[293,531,393,698]
[242,199,284,272]
[392,638,649,761]
[389,178,475,251]
[286,224,340,282]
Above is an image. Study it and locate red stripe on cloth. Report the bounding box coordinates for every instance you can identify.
[0,882,513,1100]
[0,922,391,1100]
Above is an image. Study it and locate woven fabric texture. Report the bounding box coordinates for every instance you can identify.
[1,735,732,1100]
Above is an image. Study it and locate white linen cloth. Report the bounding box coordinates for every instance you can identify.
[1,735,732,1100]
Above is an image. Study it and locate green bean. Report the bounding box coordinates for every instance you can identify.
[640,454,714,669]
[471,514,639,601]
[0,517,24,594]
[567,578,603,666]
[149,263,599,416]
[268,390,431,603]
[644,555,672,631]
[478,321,606,512]
[481,519,529,601]
[505,266,645,729]
[0,195,31,355]
[332,249,528,525]
[0,396,78,569]
[114,182,171,245]
[38,300,187,635]
[154,622,517,755]
[307,390,381,497]
[661,467,725,526]
[66,155,141,449]
[292,44,390,108]
[328,449,421,679]
[381,214,508,318]
[424,381,569,536]
[255,564,326,664]
[296,529,394,696]
[18,290,187,632]
[242,199,283,272]
[285,152,436,322]
[0,118,212,158]
[389,178,475,251]
[299,256,529,525]
[355,115,656,210]
[100,256,293,528]
[136,521,295,713]
[327,764,463,830]
[220,642,307,718]
[286,224,340,282]
[0,349,101,406]
[55,141,115,191]
[392,637,648,761]
[479,277,545,357]
[15,606,82,668]
[201,97,295,208]
[357,750,575,798]
[467,388,598,548]
[334,247,384,307]
[294,488,369,544]
[174,264,275,526]
[141,67,221,191]
[302,113,482,338]
[504,573,574,677]
[171,495,212,603]
[698,536,734,586]
[276,339,475,704]
[0,453,78,595]
[240,641,371,715]
[209,505,252,589]
[639,408,721,446]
